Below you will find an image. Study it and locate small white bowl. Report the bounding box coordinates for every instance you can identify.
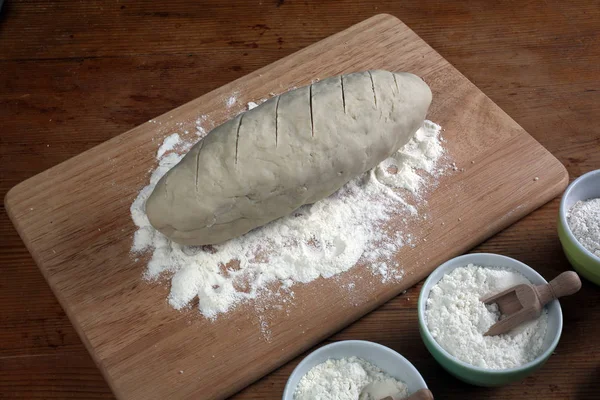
[417,253,563,386]
[282,340,427,399]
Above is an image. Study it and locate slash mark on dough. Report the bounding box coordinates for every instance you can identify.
[275,96,280,147]
[309,84,314,137]
[368,71,377,107]
[164,175,169,201]
[340,75,346,113]
[194,141,204,191]
[392,72,399,94]
[235,114,244,164]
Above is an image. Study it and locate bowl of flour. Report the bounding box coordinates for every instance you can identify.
[282,340,428,400]
[418,253,562,387]
[558,169,600,285]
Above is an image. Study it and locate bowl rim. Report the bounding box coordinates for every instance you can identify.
[417,253,563,374]
[282,340,427,398]
[559,169,600,262]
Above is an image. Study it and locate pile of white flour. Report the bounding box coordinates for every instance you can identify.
[131,99,447,320]
[294,357,408,400]
[425,264,548,369]
[567,198,600,257]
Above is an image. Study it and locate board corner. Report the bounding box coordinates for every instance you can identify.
[556,160,570,192]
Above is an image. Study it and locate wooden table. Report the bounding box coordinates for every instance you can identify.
[1,1,598,399]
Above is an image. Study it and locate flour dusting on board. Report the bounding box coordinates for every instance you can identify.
[225,91,238,108]
[130,103,448,328]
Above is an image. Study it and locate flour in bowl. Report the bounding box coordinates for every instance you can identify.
[294,357,408,400]
[567,198,600,257]
[425,264,548,369]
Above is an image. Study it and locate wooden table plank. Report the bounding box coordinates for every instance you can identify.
[1,1,599,399]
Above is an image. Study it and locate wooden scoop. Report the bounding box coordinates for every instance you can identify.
[481,271,581,336]
[381,388,434,400]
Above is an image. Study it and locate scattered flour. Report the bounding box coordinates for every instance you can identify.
[195,116,210,137]
[131,115,447,321]
[425,264,548,369]
[156,133,196,159]
[375,120,445,193]
[294,357,408,400]
[247,99,268,110]
[156,133,182,159]
[226,92,238,108]
[567,198,600,257]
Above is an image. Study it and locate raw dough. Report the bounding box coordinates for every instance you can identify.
[146,70,432,245]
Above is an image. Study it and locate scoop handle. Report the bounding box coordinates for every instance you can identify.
[536,271,582,306]
[381,389,434,400]
[406,389,434,400]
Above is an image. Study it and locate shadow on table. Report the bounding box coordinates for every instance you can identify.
[0,0,7,22]
[576,365,599,400]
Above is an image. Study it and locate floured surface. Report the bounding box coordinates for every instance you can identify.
[131,118,447,321]
[5,15,568,400]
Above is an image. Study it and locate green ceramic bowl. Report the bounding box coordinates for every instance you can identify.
[558,169,600,285]
[418,253,563,387]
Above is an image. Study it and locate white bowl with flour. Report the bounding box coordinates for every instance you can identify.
[418,253,563,386]
[282,340,427,399]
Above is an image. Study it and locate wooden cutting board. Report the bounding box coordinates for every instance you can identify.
[5,14,567,400]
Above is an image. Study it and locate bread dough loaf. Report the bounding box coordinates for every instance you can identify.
[146,70,432,245]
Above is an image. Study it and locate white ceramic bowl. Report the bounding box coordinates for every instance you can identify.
[417,253,563,386]
[282,340,428,399]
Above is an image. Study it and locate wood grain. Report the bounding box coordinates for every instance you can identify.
[1,1,598,400]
